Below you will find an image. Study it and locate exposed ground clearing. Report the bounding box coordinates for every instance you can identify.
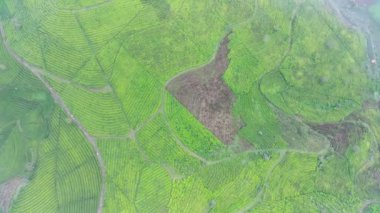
[1,0,378,211]
[166,33,239,145]
[309,122,365,153]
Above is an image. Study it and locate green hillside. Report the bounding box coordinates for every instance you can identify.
[0,0,379,212]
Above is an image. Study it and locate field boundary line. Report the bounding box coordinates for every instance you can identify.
[0,23,106,213]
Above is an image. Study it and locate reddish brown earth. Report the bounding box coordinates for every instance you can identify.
[166,33,238,144]
[310,122,365,153]
[0,177,26,213]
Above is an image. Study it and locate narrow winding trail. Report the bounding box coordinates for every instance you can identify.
[51,0,113,13]
[239,151,287,213]
[258,4,300,110]
[0,178,27,213]
[326,0,379,78]
[359,199,380,213]
[0,23,106,213]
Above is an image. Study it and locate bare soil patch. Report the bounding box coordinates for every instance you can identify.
[361,99,380,110]
[0,177,27,213]
[372,169,380,183]
[166,33,238,144]
[277,112,330,153]
[309,122,366,153]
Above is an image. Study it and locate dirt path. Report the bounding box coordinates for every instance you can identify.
[42,70,112,94]
[359,199,380,213]
[0,178,27,213]
[162,7,329,165]
[239,151,287,213]
[0,23,106,213]
[53,0,113,13]
[258,4,300,109]
[325,0,379,78]
[40,70,112,94]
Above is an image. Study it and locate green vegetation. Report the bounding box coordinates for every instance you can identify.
[0,44,54,184]
[265,2,367,122]
[0,0,379,212]
[370,1,380,22]
[164,92,228,159]
[11,109,101,212]
[224,0,368,149]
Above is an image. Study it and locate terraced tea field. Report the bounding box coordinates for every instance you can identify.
[1,0,380,212]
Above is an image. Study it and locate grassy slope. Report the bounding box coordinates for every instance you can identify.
[0,43,54,183]
[0,31,101,212]
[370,1,380,22]
[0,0,379,212]
[11,109,102,212]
